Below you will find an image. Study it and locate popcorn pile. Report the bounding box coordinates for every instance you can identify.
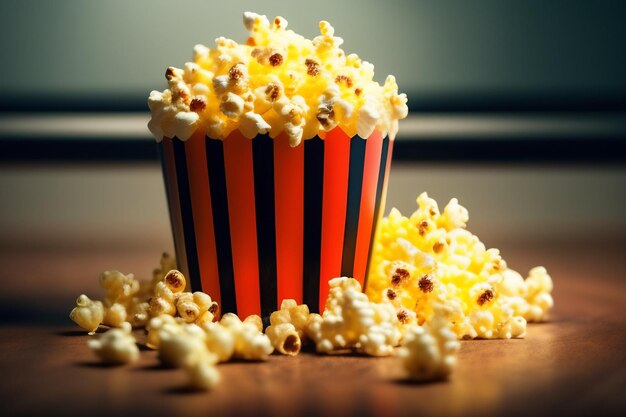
[71,191,555,390]
[366,192,554,340]
[72,260,463,389]
[148,12,408,146]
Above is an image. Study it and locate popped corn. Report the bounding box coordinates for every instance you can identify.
[145,314,184,349]
[186,356,221,391]
[201,322,236,362]
[70,294,104,334]
[87,327,139,365]
[158,322,207,368]
[306,277,402,356]
[367,192,554,340]
[221,313,274,360]
[148,12,408,145]
[524,267,554,322]
[268,299,310,340]
[397,307,460,381]
[266,323,301,356]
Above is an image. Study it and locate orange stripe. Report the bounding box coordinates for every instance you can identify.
[184,131,221,306]
[223,131,261,318]
[319,127,351,311]
[352,131,384,285]
[162,137,189,279]
[273,133,304,304]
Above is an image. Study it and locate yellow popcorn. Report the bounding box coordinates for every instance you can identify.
[397,307,460,381]
[87,327,139,365]
[127,301,150,328]
[367,192,554,339]
[164,269,187,293]
[220,313,274,360]
[524,267,554,321]
[306,277,402,356]
[70,294,104,334]
[269,299,310,340]
[149,294,177,317]
[145,314,181,349]
[158,323,207,368]
[102,302,128,329]
[243,314,263,333]
[99,270,140,305]
[200,322,236,363]
[148,12,408,144]
[186,356,221,391]
[265,323,301,356]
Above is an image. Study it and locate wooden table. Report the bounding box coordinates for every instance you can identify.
[0,239,624,417]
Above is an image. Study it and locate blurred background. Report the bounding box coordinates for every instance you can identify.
[0,0,625,321]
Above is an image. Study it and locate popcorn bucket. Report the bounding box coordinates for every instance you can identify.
[160,128,394,318]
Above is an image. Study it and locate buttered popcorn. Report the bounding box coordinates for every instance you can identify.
[397,307,460,381]
[70,294,104,334]
[367,192,554,340]
[148,12,408,145]
[87,327,139,365]
[264,299,310,355]
[69,254,221,334]
[220,313,274,360]
[306,277,402,356]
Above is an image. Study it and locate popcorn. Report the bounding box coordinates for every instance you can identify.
[306,277,402,356]
[147,12,408,144]
[102,302,127,329]
[70,294,104,334]
[186,356,221,391]
[201,322,236,362]
[87,327,139,365]
[158,323,207,368]
[266,323,301,356]
[268,299,310,340]
[146,314,182,349]
[221,313,274,360]
[367,192,554,340]
[397,308,460,381]
[524,267,554,321]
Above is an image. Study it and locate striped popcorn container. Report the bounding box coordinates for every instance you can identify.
[160,127,393,318]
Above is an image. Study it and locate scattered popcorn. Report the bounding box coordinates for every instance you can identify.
[201,322,236,362]
[221,313,274,360]
[87,327,139,365]
[367,192,555,340]
[523,267,554,321]
[158,323,207,368]
[70,294,104,334]
[306,277,402,356]
[397,307,460,381]
[146,314,184,349]
[186,356,221,391]
[147,12,408,145]
[266,323,301,356]
[268,299,310,340]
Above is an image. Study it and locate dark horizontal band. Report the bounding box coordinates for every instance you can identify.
[2,136,625,164]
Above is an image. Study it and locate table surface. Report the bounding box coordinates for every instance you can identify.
[0,239,625,417]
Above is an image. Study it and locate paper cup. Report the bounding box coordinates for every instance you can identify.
[160,127,394,318]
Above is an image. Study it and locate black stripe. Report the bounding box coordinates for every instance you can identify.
[363,137,390,291]
[172,139,202,292]
[340,136,367,278]
[205,137,237,315]
[303,137,325,313]
[158,143,179,266]
[252,134,278,318]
